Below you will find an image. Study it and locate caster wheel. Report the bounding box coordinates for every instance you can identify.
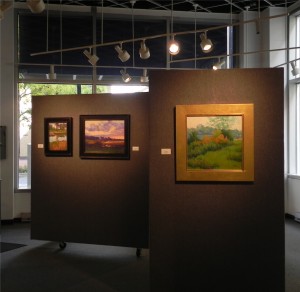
[59,242,67,249]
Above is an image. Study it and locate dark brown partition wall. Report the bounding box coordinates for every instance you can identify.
[149,69,285,291]
[31,93,149,248]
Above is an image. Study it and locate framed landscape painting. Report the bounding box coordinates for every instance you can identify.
[80,114,130,159]
[44,117,72,157]
[176,104,254,182]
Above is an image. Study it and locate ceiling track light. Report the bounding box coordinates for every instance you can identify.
[200,31,213,53]
[83,48,99,66]
[120,69,131,83]
[213,59,225,70]
[27,0,45,13]
[291,61,300,77]
[168,35,180,56]
[115,44,130,62]
[140,68,149,83]
[139,40,150,59]
[46,65,56,80]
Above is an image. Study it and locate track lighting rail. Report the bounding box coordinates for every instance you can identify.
[30,12,288,57]
[169,46,300,64]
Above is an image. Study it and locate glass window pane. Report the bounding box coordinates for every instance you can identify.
[18,83,78,190]
[297,83,300,174]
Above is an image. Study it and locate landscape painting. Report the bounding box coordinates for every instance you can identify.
[80,115,130,159]
[187,115,243,170]
[44,117,72,156]
[176,104,254,182]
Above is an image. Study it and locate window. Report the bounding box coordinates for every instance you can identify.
[297,83,300,174]
[288,11,300,176]
[17,83,148,190]
[18,83,80,189]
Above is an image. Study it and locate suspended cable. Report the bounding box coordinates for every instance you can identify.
[31,12,289,57]
[46,0,49,51]
[131,0,135,67]
[194,3,198,69]
[60,0,62,65]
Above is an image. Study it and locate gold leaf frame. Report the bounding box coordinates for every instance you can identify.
[176,104,254,182]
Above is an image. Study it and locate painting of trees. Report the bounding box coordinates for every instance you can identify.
[187,115,243,170]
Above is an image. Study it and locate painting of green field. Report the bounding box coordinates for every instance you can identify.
[187,115,243,170]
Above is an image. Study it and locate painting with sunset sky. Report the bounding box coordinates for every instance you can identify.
[80,115,130,159]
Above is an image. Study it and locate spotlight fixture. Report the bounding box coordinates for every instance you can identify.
[140,69,149,83]
[168,35,180,56]
[120,69,131,83]
[46,65,56,80]
[212,59,225,70]
[139,40,150,59]
[0,1,13,21]
[83,49,99,66]
[115,45,130,62]
[27,0,45,13]
[291,61,300,77]
[200,32,213,53]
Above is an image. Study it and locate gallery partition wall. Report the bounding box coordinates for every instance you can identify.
[31,93,149,248]
[149,69,284,291]
[30,68,284,291]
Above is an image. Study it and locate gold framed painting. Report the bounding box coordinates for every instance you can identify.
[175,104,254,182]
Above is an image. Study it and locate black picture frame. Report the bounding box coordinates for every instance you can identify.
[44,117,73,157]
[80,114,130,159]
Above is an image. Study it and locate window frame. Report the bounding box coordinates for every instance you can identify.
[288,10,300,177]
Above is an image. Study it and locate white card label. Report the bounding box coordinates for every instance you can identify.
[161,148,171,155]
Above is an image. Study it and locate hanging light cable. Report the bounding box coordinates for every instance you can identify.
[131,0,136,67]
[256,0,261,34]
[167,0,180,55]
[193,3,198,68]
[101,0,104,44]
[60,0,62,69]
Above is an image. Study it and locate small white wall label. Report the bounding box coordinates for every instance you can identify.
[161,148,171,155]
[37,144,44,149]
[132,146,139,151]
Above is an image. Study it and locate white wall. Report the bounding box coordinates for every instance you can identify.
[286,177,300,216]
[0,8,15,220]
[239,10,261,68]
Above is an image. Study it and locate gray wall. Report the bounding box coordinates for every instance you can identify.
[149,69,285,291]
[31,93,149,248]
